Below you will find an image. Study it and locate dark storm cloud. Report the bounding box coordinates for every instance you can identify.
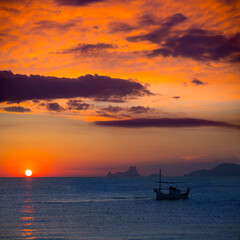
[46,102,64,112]
[148,29,240,62]
[58,43,116,55]
[55,0,104,6]
[108,22,136,33]
[67,99,90,110]
[3,106,31,113]
[0,71,151,103]
[127,13,187,44]
[192,79,205,86]
[95,118,240,130]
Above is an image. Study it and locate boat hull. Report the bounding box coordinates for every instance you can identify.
[154,188,189,200]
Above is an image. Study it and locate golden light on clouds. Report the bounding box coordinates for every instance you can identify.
[0,0,239,176]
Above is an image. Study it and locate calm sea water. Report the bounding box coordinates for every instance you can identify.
[0,177,239,240]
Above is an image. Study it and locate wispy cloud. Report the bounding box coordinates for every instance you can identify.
[0,7,20,14]
[108,22,136,33]
[3,106,31,113]
[67,99,90,110]
[96,105,156,119]
[101,105,123,113]
[137,14,157,27]
[58,43,117,56]
[55,0,105,6]
[127,13,187,44]
[33,20,78,31]
[127,106,152,114]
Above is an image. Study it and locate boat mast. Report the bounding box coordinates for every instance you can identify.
[159,168,161,191]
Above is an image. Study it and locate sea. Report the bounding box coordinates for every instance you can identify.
[0,177,239,240]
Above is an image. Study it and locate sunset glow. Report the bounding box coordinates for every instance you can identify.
[0,0,239,177]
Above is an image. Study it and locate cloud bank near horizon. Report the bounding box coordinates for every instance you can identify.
[95,118,240,130]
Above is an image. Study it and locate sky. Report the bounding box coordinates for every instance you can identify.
[0,0,240,177]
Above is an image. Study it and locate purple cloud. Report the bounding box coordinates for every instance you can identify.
[137,14,157,26]
[148,29,240,62]
[108,14,159,35]
[95,118,240,130]
[58,43,116,55]
[99,105,154,116]
[0,7,20,14]
[67,99,90,110]
[108,22,136,33]
[192,79,206,86]
[96,105,154,120]
[46,103,64,112]
[101,105,123,113]
[3,106,31,113]
[93,96,127,103]
[32,20,79,33]
[128,106,151,114]
[127,13,187,44]
[55,0,104,6]
[0,71,151,103]
[95,111,122,119]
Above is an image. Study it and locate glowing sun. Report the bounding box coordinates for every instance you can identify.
[25,169,32,177]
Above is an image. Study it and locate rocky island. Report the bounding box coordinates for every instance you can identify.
[107,166,142,178]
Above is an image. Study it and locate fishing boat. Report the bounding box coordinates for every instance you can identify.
[153,169,190,200]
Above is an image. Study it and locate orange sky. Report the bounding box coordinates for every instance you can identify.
[0,0,240,176]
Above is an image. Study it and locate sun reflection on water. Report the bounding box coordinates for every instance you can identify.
[21,178,36,239]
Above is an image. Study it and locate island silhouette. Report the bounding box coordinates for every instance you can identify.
[107,166,142,177]
[106,163,240,177]
[186,163,240,177]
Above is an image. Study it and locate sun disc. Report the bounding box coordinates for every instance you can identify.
[25,169,32,177]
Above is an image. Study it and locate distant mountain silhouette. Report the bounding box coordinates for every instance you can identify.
[187,163,240,177]
[107,166,142,177]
